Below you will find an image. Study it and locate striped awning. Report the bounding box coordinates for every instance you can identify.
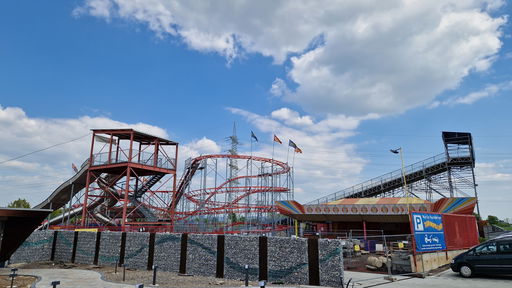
[432,197,476,215]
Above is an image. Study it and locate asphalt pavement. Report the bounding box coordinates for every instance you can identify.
[1,268,511,288]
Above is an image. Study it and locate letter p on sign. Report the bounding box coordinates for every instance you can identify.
[414,215,424,231]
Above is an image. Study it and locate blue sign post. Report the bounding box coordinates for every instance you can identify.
[411,212,446,252]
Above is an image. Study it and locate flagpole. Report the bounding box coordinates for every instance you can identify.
[286,145,290,164]
[272,137,275,161]
[292,149,296,168]
[249,133,253,231]
[271,138,275,187]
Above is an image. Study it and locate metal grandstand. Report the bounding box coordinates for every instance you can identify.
[307,131,480,215]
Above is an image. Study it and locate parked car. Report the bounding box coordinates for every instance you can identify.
[450,235,512,277]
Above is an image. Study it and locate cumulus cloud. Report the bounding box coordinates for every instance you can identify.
[76,0,507,116]
[228,107,368,201]
[429,80,512,108]
[179,137,222,160]
[0,105,219,207]
[270,78,292,98]
[271,108,314,127]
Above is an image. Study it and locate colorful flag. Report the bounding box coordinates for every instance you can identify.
[273,135,282,144]
[288,139,298,149]
[71,163,78,173]
[251,131,258,142]
[295,147,303,154]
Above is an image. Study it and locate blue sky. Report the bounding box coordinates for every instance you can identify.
[1,1,511,219]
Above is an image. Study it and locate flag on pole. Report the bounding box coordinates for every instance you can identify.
[71,163,78,173]
[295,147,303,154]
[95,135,117,145]
[288,140,298,149]
[251,131,258,142]
[273,135,282,144]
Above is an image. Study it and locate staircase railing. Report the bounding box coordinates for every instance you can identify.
[307,152,450,205]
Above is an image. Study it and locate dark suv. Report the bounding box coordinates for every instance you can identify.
[450,235,512,277]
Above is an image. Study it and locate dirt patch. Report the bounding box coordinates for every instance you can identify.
[9,261,257,287]
[103,267,253,287]
[426,264,450,276]
[8,261,79,270]
[0,275,37,288]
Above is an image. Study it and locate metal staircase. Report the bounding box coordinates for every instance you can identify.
[307,132,478,208]
[133,174,165,198]
[129,174,165,222]
[170,158,202,210]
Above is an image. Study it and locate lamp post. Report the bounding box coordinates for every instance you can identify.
[390,148,409,213]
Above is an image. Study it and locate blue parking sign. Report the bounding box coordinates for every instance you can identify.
[411,212,446,252]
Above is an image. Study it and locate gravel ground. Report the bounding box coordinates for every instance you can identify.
[9,261,257,287]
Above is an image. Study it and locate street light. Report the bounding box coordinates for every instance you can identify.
[390,148,410,213]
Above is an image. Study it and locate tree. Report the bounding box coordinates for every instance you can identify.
[49,208,63,219]
[7,198,31,208]
[487,215,499,225]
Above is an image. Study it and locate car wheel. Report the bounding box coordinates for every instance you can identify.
[459,264,473,278]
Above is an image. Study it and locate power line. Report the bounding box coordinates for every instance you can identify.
[0,133,90,166]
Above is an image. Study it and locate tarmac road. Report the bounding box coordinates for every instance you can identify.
[344,269,512,288]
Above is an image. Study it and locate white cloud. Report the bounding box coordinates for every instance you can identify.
[474,160,512,219]
[73,0,113,19]
[179,137,222,160]
[76,0,507,116]
[271,108,314,127]
[270,78,293,98]
[228,107,368,202]
[0,105,220,207]
[429,80,512,107]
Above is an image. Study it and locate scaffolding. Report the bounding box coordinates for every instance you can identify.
[308,132,480,214]
[79,129,178,231]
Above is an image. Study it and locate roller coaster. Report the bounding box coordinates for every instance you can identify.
[37,129,292,233]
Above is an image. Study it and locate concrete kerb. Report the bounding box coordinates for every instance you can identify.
[14,268,130,288]
[342,271,415,287]
[0,272,42,288]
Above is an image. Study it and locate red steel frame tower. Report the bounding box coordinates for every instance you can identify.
[80,129,178,231]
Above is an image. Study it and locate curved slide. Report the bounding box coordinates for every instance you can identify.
[36,160,161,227]
[34,161,91,210]
[35,161,117,226]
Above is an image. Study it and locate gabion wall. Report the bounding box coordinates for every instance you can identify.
[11,230,344,286]
[9,230,54,263]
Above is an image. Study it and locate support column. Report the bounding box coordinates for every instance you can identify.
[363,220,367,240]
[121,168,132,230]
